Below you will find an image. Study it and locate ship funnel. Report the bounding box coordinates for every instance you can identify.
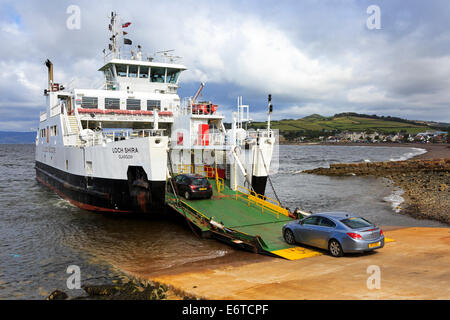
[45,59,54,91]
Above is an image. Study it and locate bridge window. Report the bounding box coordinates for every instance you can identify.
[50,125,58,136]
[128,65,138,78]
[127,99,141,110]
[105,98,120,110]
[147,100,161,110]
[81,97,98,109]
[166,69,180,84]
[139,66,149,78]
[104,66,114,81]
[150,67,165,83]
[116,64,127,77]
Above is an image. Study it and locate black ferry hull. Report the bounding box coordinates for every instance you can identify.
[35,161,166,214]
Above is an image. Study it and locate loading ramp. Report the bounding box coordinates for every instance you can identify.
[166,178,323,260]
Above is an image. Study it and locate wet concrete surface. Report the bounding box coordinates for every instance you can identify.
[143,227,450,300]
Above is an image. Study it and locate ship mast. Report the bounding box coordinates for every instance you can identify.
[107,12,133,59]
[108,12,122,59]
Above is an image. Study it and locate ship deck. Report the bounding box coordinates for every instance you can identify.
[166,179,323,260]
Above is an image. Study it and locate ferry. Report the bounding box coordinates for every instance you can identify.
[35,12,276,215]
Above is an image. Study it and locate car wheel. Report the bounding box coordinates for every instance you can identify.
[184,191,190,200]
[328,239,343,257]
[283,229,296,244]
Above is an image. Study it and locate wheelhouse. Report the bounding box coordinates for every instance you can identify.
[99,59,186,92]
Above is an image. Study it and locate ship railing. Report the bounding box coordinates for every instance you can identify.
[130,129,165,138]
[232,129,274,147]
[63,132,79,146]
[258,129,274,139]
[62,105,73,136]
[235,185,289,220]
[246,129,274,140]
[174,164,215,177]
[80,131,104,147]
[103,51,156,64]
[40,111,47,122]
[101,129,165,143]
[99,80,119,91]
[103,51,113,64]
[215,176,225,193]
[50,102,62,118]
[180,97,223,117]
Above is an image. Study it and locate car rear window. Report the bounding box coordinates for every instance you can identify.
[340,217,373,229]
[191,178,208,186]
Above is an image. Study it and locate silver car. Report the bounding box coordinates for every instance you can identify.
[282,212,384,257]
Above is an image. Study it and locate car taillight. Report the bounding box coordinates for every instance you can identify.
[347,232,362,240]
[209,184,212,189]
[189,185,195,190]
[380,229,383,236]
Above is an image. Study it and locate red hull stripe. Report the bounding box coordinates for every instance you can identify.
[36,175,133,213]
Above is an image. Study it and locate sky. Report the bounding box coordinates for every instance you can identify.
[0,0,449,131]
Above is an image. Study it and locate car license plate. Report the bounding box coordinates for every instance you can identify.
[199,188,207,191]
[369,242,380,248]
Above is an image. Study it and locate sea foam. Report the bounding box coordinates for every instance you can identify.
[389,147,427,161]
[383,189,405,213]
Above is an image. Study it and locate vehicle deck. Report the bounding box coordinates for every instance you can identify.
[165,179,323,260]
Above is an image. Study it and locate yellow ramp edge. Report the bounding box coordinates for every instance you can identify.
[272,237,395,260]
[271,247,323,260]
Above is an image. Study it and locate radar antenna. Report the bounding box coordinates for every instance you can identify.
[155,50,182,63]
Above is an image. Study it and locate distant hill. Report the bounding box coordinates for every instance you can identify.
[0,131,36,144]
[248,113,448,138]
[301,114,326,121]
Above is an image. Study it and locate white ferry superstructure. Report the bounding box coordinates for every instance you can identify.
[35,12,276,214]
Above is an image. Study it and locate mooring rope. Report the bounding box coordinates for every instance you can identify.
[258,147,283,207]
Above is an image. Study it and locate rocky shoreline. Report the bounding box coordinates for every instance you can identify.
[46,276,171,300]
[44,271,208,300]
[303,158,450,224]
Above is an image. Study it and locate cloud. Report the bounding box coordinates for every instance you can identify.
[0,0,449,131]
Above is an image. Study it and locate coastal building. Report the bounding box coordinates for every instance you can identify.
[417,130,448,138]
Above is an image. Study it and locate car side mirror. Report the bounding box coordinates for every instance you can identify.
[298,220,303,225]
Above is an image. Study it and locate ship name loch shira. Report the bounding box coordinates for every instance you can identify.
[112,147,139,160]
[43,146,56,153]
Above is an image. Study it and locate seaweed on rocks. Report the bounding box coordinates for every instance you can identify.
[47,278,169,300]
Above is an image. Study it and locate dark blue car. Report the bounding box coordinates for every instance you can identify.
[172,174,213,200]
